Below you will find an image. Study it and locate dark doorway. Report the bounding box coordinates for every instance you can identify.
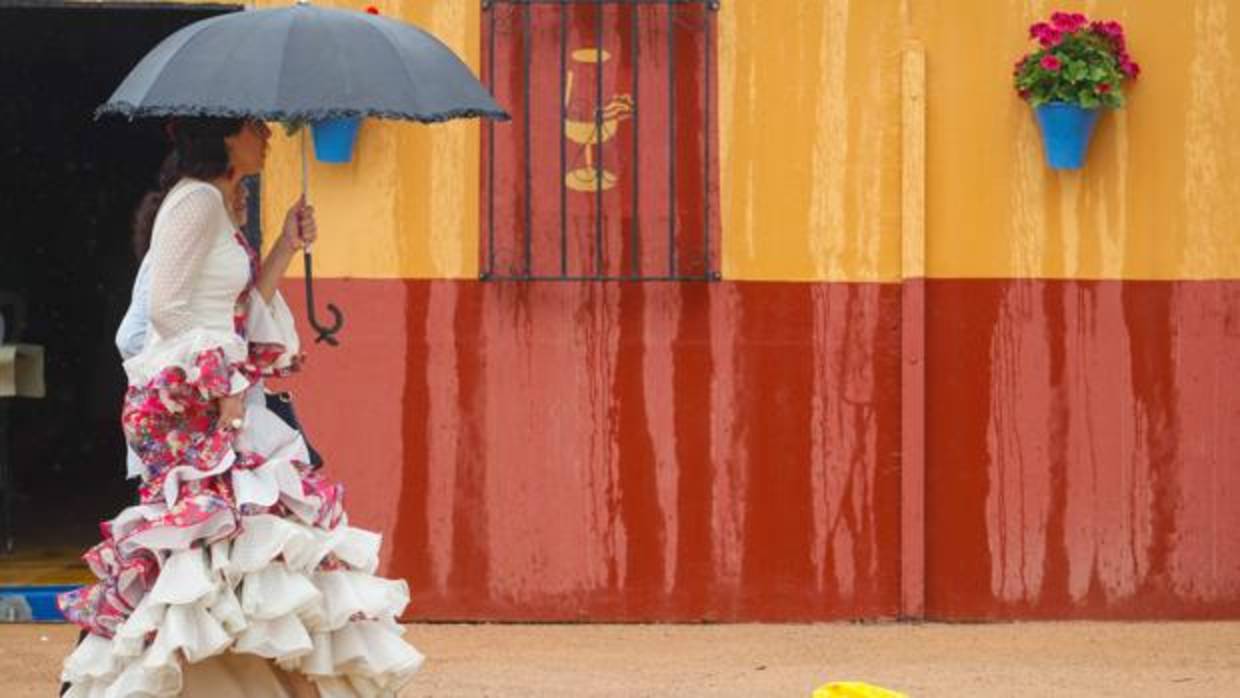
[0,2,239,579]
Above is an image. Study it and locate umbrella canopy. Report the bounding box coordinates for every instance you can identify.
[98,1,507,123]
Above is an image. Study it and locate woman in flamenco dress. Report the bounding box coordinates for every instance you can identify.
[57,117,424,697]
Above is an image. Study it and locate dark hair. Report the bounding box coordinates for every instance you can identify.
[131,117,245,260]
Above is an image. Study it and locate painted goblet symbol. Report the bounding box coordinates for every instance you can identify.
[564,47,634,192]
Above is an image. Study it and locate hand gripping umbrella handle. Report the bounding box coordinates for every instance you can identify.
[301,128,344,346]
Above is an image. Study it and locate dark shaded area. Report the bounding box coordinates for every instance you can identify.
[0,4,235,556]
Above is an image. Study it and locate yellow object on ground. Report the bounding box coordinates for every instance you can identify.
[813,682,908,698]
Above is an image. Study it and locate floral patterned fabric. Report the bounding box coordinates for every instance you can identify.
[58,232,336,639]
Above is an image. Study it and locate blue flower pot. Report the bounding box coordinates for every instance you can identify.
[1034,103,1101,170]
[310,117,362,164]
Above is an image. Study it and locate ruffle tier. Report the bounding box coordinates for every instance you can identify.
[121,289,303,402]
[59,435,422,697]
[61,514,423,698]
[61,288,421,697]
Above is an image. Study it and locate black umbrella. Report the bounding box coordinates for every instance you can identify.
[99,0,508,345]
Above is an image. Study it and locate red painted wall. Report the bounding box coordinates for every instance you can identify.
[281,279,903,621]
[926,280,1240,619]
[279,278,1240,620]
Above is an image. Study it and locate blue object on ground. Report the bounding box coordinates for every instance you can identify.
[0,585,78,622]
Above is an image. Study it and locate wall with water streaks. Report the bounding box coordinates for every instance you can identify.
[242,0,1240,619]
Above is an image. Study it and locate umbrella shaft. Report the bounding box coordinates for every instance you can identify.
[301,129,312,253]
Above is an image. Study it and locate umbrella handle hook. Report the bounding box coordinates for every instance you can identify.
[304,251,344,346]
[298,127,343,346]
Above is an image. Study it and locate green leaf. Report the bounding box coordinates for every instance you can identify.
[1076,85,1102,108]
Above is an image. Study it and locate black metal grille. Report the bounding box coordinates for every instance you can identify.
[481,0,720,282]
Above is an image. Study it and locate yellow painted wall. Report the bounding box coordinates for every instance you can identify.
[251,0,1240,282]
[914,0,1240,280]
[257,0,480,280]
[719,0,907,282]
[260,0,913,282]
[723,0,1240,281]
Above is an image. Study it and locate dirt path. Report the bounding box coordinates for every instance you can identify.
[5,621,1238,697]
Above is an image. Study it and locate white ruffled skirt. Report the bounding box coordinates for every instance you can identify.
[58,391,424,697]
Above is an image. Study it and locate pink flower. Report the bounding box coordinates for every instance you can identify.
[1029,21,1063,46]
[1051,11,1088,32]
[1090,19,1127,52]
[1035,26,1064,48]
[1040,54,1062,72]
[1120,58,1141,79]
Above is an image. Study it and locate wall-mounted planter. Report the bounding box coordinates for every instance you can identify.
[311,117,362,163]
[1034,103,1100,170]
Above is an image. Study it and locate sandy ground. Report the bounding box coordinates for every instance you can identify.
[4,621,1238,697]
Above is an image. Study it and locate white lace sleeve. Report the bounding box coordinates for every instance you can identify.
[148,185,223,339]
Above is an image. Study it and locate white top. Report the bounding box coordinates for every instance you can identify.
[119,179,297,480]
[116,255,152,361]
[121,178,301,450]
[115,247,267,480]
[148,180,251,343]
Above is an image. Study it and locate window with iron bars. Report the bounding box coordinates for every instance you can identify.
[481,0,720,282]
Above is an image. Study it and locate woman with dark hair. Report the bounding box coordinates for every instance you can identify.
[56,118,423,697]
